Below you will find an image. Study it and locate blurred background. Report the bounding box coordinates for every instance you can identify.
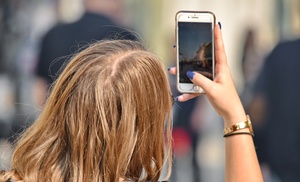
[0,0,300,181]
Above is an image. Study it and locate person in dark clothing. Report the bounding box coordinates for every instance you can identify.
[35,0,137,105]
[37,12,137,85]
[250,38,300,182]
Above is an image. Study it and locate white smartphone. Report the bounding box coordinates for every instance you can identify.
[176,11,215,93]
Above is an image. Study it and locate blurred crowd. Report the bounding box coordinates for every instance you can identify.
[1,0,300,181]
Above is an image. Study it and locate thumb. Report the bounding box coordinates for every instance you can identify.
[187,71,213,92]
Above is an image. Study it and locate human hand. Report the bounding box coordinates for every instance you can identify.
[169,24,246,126]
[197,71,213,80]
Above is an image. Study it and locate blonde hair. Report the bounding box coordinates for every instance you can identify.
[1,40,173,182]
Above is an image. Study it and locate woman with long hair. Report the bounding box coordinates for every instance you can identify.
[0,24,263,182]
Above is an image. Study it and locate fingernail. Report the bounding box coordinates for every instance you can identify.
[174,96,178,102]
[168,67,171,71]
[218,22,222,30]
[173,44,176,48]
[186,71,194,79]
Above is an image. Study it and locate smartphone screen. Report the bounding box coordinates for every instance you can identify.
[178,22,213,83]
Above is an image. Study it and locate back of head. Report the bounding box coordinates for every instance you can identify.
[3,40,173,181]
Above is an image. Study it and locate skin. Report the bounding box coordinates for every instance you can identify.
[169,24,263,182]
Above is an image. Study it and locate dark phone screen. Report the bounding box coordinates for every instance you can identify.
[178,22,213,83]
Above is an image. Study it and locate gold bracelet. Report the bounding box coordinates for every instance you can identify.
[224,115,253,135]
[223,132,254,138]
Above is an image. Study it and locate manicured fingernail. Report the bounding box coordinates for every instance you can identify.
[174,96,178,102]
[186,71,194,79]
[168,67,171,71]
[173,44,176,48]
[218,22,222,30]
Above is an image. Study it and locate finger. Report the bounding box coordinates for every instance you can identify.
[168,67,177,75]
[188,71,213,92]
[214,23,227,65]
[177,93,200,102]
[198,71,213,80]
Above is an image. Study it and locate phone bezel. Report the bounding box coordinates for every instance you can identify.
[175,11,215,94]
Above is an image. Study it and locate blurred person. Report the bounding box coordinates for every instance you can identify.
[0,25,263,182]
[170,96,203,182]
[249,38,300,182]
[35,0,137,106]
[239,29,263,108]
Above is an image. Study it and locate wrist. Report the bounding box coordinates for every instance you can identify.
[223,115,254,137]
[220,96,246,127]
[223,109,246,128]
